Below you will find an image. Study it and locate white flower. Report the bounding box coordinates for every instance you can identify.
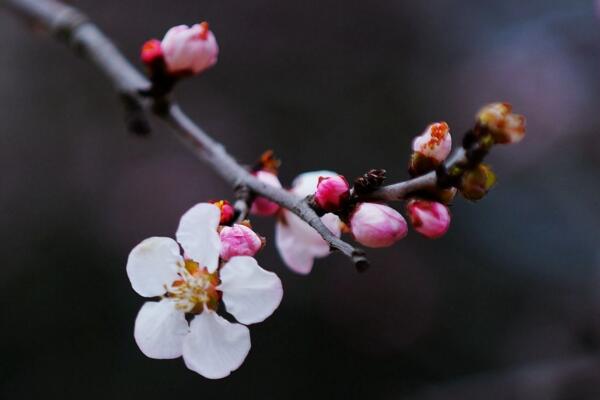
[127,203,283,379]
[275,171,342,274]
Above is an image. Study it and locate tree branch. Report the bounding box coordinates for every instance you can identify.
[2,0,372,269]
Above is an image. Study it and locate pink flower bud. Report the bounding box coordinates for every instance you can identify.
[211,200,235,225]
[219,224,263,260]
[161,22,219,75]
[251,170,282,216]
[476,103,526,144]
[141,39,163,65]
[314,175,350,211]
[406,199,451,239]
[412,122,452,163]
[350,203,407,248]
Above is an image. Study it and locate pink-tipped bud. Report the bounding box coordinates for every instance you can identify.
[250,170,282,216]
[141,39,163,65]
[350,203,407,248]
[314,175,350,211]
[211,200,235,225]
[476,103,526,144]
[406,199,451,239]
[160,22,219,75]
[219,224,263,260]
[412,122,452,163]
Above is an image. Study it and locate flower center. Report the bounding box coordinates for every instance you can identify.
[168,259,220,314]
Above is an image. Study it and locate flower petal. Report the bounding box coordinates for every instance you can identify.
[176,203,221,272]
[134,300,189,359]
[275,211,341,274]
[218,256,283,325]
[126,237,183,297]
[182,311,251,379]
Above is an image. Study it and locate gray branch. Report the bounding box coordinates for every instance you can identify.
[2,0,375,268]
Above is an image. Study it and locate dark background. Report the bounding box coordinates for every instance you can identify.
[2,0,600,399]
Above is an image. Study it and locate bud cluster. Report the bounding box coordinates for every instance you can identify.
[280,103,526,251]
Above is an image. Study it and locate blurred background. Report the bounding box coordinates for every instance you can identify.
[2,0,600,398]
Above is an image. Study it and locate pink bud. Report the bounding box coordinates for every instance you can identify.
[219,224,263,260]
[406,199,451,239]
[211,200,235,225]
[412,122,452,163]
[314,175,350,211]
[141,39,163,65]
[350,203,407,248]
[250,170,282,216]
[161,22,219,75]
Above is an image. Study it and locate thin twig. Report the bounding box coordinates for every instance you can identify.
[360,148,468,202]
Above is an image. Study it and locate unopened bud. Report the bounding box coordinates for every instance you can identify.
[160,22,219,75]
[314,175,350,211]
[460,164,496,201]
[141,39,163,66]
[350,203,407,248]
[476,103,526,144]
[250,170,282,216]
[219,224,263,260]
[406,199,451,239]
[211,200,235,225]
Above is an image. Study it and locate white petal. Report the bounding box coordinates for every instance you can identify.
[275,210,341,274]
[134,300,189,359]
[176,203,221,272]
[218,256,283,325]
[182,311,251,379]
[126,237,183,297]
[291,170,337,197]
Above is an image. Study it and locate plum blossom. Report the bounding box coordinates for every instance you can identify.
[314,175,350,211]
[159,22,219,75]
[250,170,282,216]
[127,203,282,379]
[350,203,407,248]
[406,199,451,239]
[412,122,452,164]
[275,171,342,274]
[476,103,526,144]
